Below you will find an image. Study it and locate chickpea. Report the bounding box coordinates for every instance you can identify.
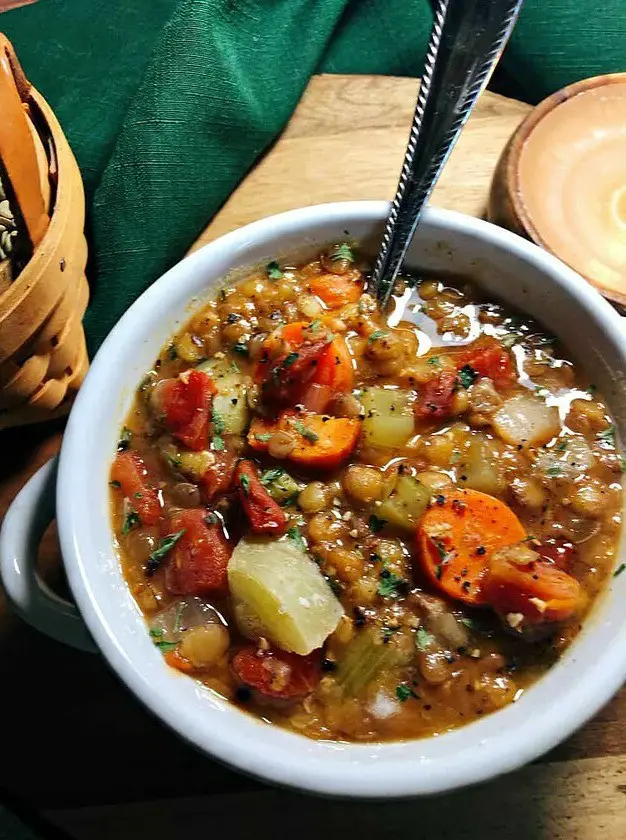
[439,312,471,338]
[570,482,607,518]
[566,399,610,435]
[298,294,323,319]
[307,512,346,543]
[510,476,547,510]
[349,576,379,606]
[418,279,440,300]
[468,378,502,414]
[268,431,295,459]
[298,481,331,513]
[418,650,452,685]
[319,546,364,583]
[342,464,384,505]
[415,470,454,494]
[179,624,230,669]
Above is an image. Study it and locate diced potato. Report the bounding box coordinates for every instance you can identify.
[361,387,415,448]
[197,359,250,434]
[459,436,504,495]
[228,536,344,655]
[492,393,560,448]
[377,475,432,530]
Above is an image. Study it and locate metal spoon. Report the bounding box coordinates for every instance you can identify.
[369,0,524,307]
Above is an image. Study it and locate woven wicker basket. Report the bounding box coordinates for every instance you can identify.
[0,34,88,431]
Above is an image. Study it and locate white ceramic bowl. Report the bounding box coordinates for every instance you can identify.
[2,202,626,799]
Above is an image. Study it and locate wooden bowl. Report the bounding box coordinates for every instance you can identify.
[0,35,88,430]
[489,73,626,307]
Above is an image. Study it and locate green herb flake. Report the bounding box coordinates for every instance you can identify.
[109,480,121,489]
[457,365,478,389]
[555,440,568,451]
[167,344,178,361]
[367,329,388,344]
[286,525,306,550]
[149,627,164,639]
[211,435,225,451]
[240,474,251,497]
[309,319,322,331]
[614,563,626,578]
[122,510,141,535]
[294,420,319,443]
[329,242,355,263]
[427,356,441,367]
[118,426,132,451]
[396,684,419,702]
[619,455,626,473]
[212,409,225,436]
[415,626,435,651]
[546,466,563,478]
[266,261,283,280]
[166,453,182,470]
[283,351,299,368]
[255,433,272,443]
[146,529,186,576]
[260,468,285,485]
[154,640,178,654]
[377,570,405,598]
[597,425,616,446]
[369,514,387,534]
[587,384,597,394]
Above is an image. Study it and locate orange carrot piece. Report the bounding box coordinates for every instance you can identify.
[416,489,526,605]
[248,411,361,470]
[308,273,362,309]
[482,552,584,624]
[164,648,195,674]
[315,335,355,393]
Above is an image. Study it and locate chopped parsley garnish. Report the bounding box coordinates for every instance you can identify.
[597,425,616,446]
[154,640,178,653]
[255,433,272,443]
[283,351,299,368]
[286,525,306,550]
[232,340,249,356]
[212,410,225,435]
[109,480,121,488]
[555,440,568,451]
[211,435,225,451]
[309,319,322,331]
[146,529,186,576]
[294,420,319,443]
[457,365,478,389]
[260,468,285,485]
[460,617,478,630]
[415,626,435,650]
[240,474,251,497]
[367,329,388,344]
[614,563,626,578]
[329,242,355,263]
[149,627,164,639]
[122,510,141,535]
[369,514,386,533]
[619,455,626,473]
[546,466,563,478]
[427,356,441,367]
[117,426,132,451]
[205,512,219,525]
[587,384,597,394]
[166,453,182,470]
[381,625,397,643]
[266,261,283,280]
[377,569,405,598]
[396,684,419,702]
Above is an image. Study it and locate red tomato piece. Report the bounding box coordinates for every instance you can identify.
[231,646,321,700]
[159,370,217,450]
[458,341,514,389]
[164,509,231,594]
[111,451,161,525]
[415,369,457,420]
[261,340,330,407]
[201,449,237,501]
[234,460,288,535]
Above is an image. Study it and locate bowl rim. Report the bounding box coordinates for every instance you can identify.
[57,201,626,798]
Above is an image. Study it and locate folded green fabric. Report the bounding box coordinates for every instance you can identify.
[2,0,625,353]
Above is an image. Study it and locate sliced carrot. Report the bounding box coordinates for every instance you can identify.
[482,551,584,624]
[416,488,526,605]
[307,272,362,309]
[164,648,195,674]
[111,451,162,525]
[315,334,355,393]
[248,411,361,470]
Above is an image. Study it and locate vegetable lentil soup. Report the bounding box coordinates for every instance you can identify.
[110,243,623,743]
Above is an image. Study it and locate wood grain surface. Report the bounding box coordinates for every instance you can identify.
[1,74,624,838]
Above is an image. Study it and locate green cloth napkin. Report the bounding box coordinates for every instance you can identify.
[2,0,625,354]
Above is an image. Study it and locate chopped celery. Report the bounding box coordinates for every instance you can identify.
[377,475,431,529]
[260,468,301,505]
[335,629,399,696]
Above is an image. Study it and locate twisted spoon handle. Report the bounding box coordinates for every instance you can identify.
[369,0,524,307]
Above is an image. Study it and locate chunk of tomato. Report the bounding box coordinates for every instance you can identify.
[458,341,514,389]
[159,370,217,450]
[164,509,230,594]
[111,451,161,525]
[234,460,288,535]
[231,646,321,700]
[415,369,457,420]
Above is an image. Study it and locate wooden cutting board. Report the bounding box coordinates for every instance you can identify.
[191,73,531,251]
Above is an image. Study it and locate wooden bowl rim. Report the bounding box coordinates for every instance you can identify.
[502,72,626,308]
